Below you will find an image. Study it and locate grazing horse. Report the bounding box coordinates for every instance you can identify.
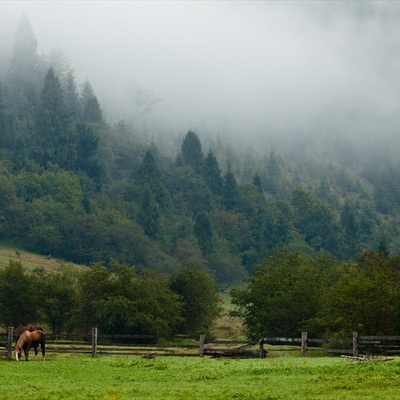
[15,330,46,362]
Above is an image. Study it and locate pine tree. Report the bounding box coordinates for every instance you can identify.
[194,211,215,255]
[64,70,81,123]
[7,14,43,115]
[80,80,103,124]
[223,169,239,210]
[203,149,223,195]
[32,67,77,169]
[139,186,161,239]
[180,130,204,174]
[76,123,103,184]
[137,149,169,207]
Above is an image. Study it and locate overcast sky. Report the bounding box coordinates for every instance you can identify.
[2,1,400,145]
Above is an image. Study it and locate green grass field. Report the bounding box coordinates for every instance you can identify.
[1,354,399,399]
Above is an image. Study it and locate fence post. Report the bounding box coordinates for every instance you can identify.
[199,333,205,358]
[92,327,98,358]
[259,339,267,358]
[301,331,308,357]
[353,331,358,357]
[7,327,13,359]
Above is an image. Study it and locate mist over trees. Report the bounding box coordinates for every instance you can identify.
[1,8,400,337]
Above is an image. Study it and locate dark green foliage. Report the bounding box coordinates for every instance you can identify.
[169,268,222,335]
[180,130,204,174]
[167,165,213,216]
[194,211,214,255]
[0,260,39,327]
[136,149,169,207]
[75,123,104,185]
[139,186,161,239]
[231,249,336,339]
[80,80,104,124]
[64,70,81,123]
[223,169,240,210]
[78,263,182,335]
[32,67,77,170]
[203,149,223,195]
[291,187,342,256]
[34,267,79,335]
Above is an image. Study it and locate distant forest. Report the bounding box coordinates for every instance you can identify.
[1,14,400,286]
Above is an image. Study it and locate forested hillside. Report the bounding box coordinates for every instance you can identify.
[0,14,400,289]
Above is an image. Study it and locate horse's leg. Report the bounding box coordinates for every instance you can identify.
[24,348,29,361]
[33,345,38,361]
[41,342,46,361]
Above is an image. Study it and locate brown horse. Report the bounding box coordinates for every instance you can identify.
[14,325,43,337]
[15,330,46,362]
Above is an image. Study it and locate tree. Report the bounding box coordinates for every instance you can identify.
[203,149,223,195]
[75,123,104,185]
[169,268,222,334]
[139,186,161,239]
[7,14,44,116]
[32,67,77,170]
[136,149,169,207]
[223,169,240,210]
[34,267,79,335]
[80,80,103,124]
[291,187,342,256]
[167,166,213,216]
[0,260,40,327]
[321,250,399,336]
[230,249,339,339]
[194,211,215,256]
[180,130,204,174]
[78,263,182,335]
[63,70,81,123]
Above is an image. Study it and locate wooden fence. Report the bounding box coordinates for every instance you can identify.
[1,328,400,359]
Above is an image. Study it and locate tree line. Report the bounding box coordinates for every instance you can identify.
[0,260,221,336]
[231,247,400,339]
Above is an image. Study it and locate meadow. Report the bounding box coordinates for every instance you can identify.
[1,354,399,399]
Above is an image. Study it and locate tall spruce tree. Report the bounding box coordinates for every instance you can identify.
[80,80,104,124]
[139,186,161,239]
[180,130,204,174]
[32,67,77,170]
[7,14,43,116]
[194,211,215,255]
[64,70,81,123]
[203,149,223,195]
[136,149,168,207]
[223,169,240,210]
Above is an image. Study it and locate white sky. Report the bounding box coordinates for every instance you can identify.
[1,1,400,143]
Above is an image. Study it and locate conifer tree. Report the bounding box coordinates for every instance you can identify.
[32,67,77,169]
[203,149,223,195]
[180,130,204,174]
[139,186,161,239]
[80,80,104,124]
[137,149,169,207]
[223,169,240,210]
[64,70,81,123]
[194,211,215,255]
[7,14,43,115]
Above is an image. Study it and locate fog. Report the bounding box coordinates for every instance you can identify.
[2,1,400,149]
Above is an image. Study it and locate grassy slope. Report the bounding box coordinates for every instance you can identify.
[1,355,399,399]
[0,242,84,272]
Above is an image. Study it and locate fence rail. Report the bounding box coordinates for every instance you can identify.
[2,328,400,359]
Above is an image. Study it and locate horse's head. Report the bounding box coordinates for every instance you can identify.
[15,348,22,362]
